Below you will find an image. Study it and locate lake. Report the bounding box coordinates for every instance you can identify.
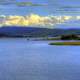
[0,38,80,80]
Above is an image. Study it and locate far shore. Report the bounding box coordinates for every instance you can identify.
[49,41,80,46]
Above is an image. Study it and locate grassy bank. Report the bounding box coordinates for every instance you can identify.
[49,41,80,45]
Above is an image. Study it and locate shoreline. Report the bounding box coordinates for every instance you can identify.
[49,41,80,46]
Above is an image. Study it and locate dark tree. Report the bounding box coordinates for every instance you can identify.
[61,34,79,40]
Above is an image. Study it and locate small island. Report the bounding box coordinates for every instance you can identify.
[49,34,80,45]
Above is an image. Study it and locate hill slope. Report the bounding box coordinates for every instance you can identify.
[0,27,80,37]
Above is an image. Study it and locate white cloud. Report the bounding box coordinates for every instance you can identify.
[0,14,80,28]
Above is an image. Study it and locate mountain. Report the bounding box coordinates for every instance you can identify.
[0,26,80,37]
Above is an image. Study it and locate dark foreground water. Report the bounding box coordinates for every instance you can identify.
[0,38,80,80]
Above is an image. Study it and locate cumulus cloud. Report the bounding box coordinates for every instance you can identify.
[0,14,79,28]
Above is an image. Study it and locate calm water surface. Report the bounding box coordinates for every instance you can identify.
[0,38,80,80]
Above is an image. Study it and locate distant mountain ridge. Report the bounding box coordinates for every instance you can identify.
[0,26,80,37]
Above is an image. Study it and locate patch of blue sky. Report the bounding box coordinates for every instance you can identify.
[16,0,48,4]
[0,5,49,16]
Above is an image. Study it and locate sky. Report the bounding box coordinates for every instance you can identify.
[17,0,48,4]
[0,0,80,28]
[0,0,80,15]
[0,0,49,16]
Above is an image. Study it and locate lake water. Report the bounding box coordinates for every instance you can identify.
[0,38,80,80]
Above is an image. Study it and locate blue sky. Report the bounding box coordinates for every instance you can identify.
[0,0,80,15]
[16,0,48,4]
[0,0,49,15]
[48,0,80,15]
